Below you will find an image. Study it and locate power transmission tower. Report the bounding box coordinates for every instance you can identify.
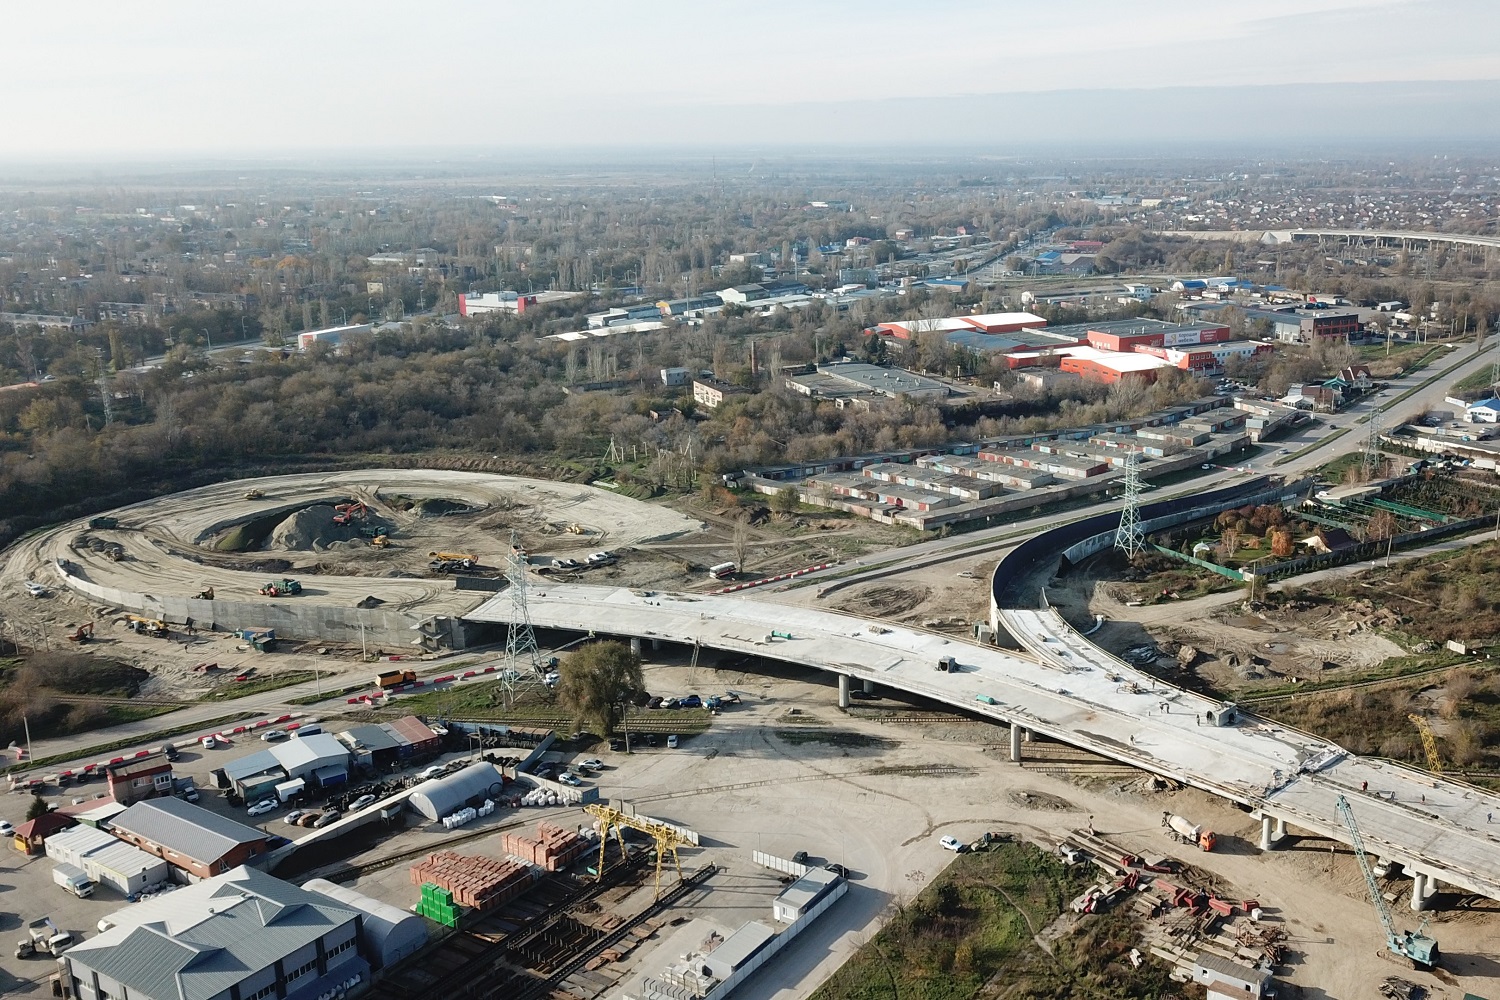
[1115,449,1145,559]
[1363,411,1384,481]
[501,529,544,707]
[94,347,113,425]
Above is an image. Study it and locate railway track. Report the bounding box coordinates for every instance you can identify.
[1236,659,1484,707]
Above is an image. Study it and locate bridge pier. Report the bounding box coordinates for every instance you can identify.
[651,638,660,651]
[1411,874,1430,912]
[1009,723,1022,762]
[862,678,875,695]
[838,674,851,709]
[1259,815,1276,851]
[629,637,641,655]
[1273,816,1286,843]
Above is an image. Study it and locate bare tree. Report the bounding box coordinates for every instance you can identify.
[732,514,750,572]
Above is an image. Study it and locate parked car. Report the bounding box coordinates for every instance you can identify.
[283,810,305,826]
[297,812,321,827]
[558,772,582,787]
[824,862,849,878]
[849,690,879,701]
[938,835,965,853]
[666,734,679,749]
[0,820,13,838]
[680,695,702,709]
[313,811,341,828]
[608,737,625,751]
[177,787,200,803]
[247,799,278,817]
[348,794,377,812]
[579,758,604,771]
[417,765,446,781]
[647,696,664,709]
[162,745,180,761]
[661,697,679,709]
[646,734,659,747]
[260,729,288,742]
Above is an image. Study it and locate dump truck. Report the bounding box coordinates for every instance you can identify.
[125,615,169,638]
[377,668,418,689]
[258,578,302,597]
[1163,812,1216,851]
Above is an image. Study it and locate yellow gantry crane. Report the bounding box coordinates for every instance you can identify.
[1408,714,1444,774]
[584,802,693,899]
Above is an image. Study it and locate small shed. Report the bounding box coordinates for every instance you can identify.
[1193,951,1271,999]
[14,811,76,855]
[303,878,428,969]
[699,921,776,981]
[772,866,844,924]
[407,762,506,821]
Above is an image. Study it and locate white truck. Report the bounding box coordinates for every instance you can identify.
[52,863,95,898]
[17,917,72,958]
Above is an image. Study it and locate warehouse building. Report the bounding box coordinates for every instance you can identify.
[785,362,950,403]
[302,879,428,970]
[109,797,271,879]
[46,824,170,897]
[61,866,371,1000]
[1058,346,1174,385]
[408,762,508,821]
[222,732,352,799]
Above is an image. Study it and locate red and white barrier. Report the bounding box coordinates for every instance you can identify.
[709,563,835,595]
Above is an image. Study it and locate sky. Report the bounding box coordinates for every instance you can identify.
[5,0,1500,158]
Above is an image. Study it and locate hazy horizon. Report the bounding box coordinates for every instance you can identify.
[5,0,1500,163]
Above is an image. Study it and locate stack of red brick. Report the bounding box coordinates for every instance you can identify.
[503,821,586,871]
[409,851,531,910]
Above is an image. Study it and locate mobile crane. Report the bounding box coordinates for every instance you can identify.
[1335,794,1439,969]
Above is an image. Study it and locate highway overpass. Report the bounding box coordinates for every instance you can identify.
[464,581,1500,911]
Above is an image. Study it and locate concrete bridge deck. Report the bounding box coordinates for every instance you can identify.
[465,583,1500,909]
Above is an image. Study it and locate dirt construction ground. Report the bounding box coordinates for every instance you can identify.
[294,658,1500,1000]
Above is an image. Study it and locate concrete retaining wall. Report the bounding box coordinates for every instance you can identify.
[52,561,425,647]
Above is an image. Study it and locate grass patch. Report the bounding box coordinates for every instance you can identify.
[199,670,320,702]
[285,683,368,705]
[810,840,1183,1000]
[7,712,258,775]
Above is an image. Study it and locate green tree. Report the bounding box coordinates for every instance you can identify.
[557,641,644,738]
[773,486,800,514]
[26,794,49,821]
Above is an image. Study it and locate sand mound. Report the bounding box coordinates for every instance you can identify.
[269,505,343,550]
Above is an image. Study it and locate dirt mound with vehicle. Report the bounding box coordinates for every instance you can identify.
[268,505,348,550]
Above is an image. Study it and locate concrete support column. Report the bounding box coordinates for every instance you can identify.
[862,678,875,694]
[1423,874,1439,901]
[629,637,641,655]
[1411,874,1429,912]
[838,673,851,709]
[650,638,660,651]
[1259,815,1275,851]
[1009,723,1022,762]
[1273,817,1287,843]
[1023,728,1034,743]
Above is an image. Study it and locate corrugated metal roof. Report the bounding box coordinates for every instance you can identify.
[341,724,401,753]
[774,866,841,910]
[110,797,266,863]
[65,867,362,1000]
[386,715,439,746]
[222,748,281,783]
[272,732,349,772]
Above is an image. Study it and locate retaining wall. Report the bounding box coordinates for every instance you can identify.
[52,562,426,647]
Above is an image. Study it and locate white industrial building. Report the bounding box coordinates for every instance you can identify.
[62,866,372,1000]
[46,825,171,897]
[771,866,844,923]
[296,323,372,352]
[407,761,506,821]
[302,879,427,969]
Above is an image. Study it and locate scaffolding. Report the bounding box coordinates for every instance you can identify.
[1114,449,1145,559]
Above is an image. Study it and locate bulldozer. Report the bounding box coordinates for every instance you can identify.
[369,535,391,548]
[243,488,265,500]
[65,622,94,643]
